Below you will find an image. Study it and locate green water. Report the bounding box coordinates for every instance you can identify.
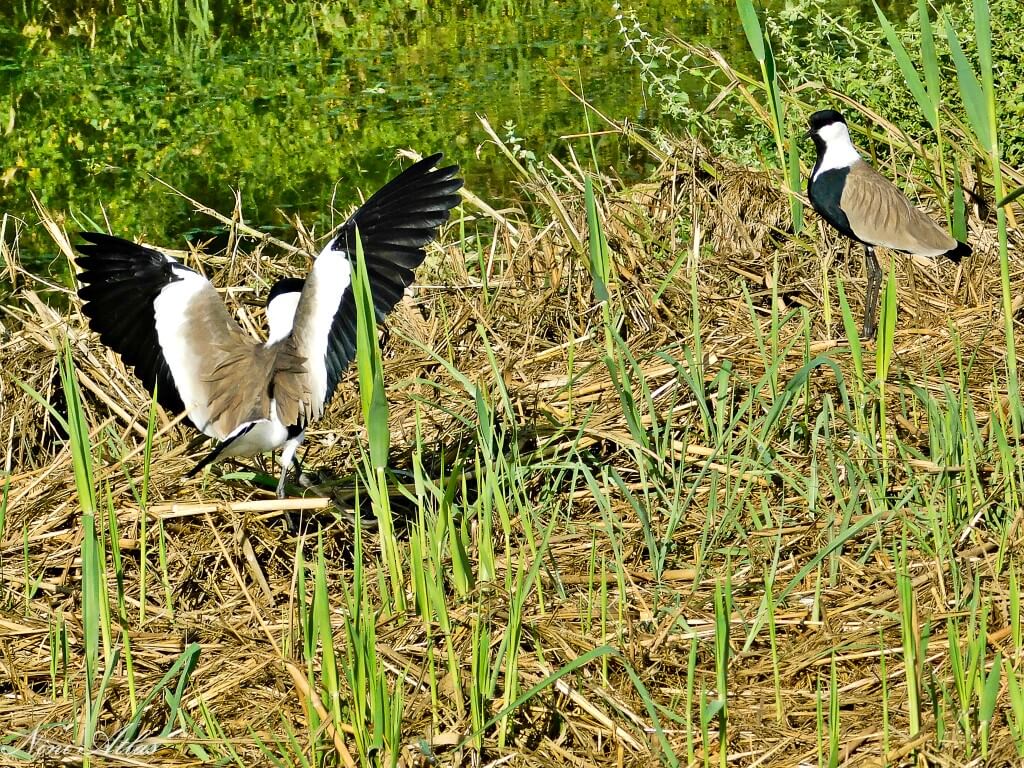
[1,0,883,283]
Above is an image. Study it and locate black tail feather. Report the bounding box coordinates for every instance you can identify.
[186,423,257,478]
[945,240,972,264]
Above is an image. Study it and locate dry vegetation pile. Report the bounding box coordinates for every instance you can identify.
[2,138,1024,766]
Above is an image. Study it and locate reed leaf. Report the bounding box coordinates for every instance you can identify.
[585,175,610,303]
[876,266,898,385]
[875,3,932,126]
[945,18,992,153]
[352,228,390,470]
[997,184,1024,208]
[917,0,941,106]
[736,0,765,61]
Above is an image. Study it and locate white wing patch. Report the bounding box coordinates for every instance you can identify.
[153,265,219,437]
[266,291,302,344]
[300,243,353,415]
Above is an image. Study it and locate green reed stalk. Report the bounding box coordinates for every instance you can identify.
[53,343,99,763]
[876,267,898,478]
[979,651,1001,760]
[736,0,802,232]
[1012,565,1022,659]
[139,387,159,626]
[1006,656,1024,757]
[352,229,405,613]
[313,531,344,757]
[874,0,957,228]
[945,0,1019,433]
[713,578,730,768]
[896,541,921,745]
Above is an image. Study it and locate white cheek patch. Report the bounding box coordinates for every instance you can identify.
[812,122,862,180]
[818,121,850,145]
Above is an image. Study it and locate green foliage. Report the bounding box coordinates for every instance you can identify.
[618,0,1024,168]
[352,232,390,471]
[8,1,1024,763]
[735,0,803,231]
[0,0,677,277]
[768,0,1024,162]
[613,5,757,161]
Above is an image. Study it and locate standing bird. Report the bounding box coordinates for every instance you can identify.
[805,109,970,339]
[76,153,462,497]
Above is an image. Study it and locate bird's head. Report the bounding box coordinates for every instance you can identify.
[806,109,851,148]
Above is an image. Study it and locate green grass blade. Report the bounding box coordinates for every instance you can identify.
[874,2,932,126]
[352,227,390,470]
[788,123,803,233]
[944,17,992,152]
[980,650,1001,756]
[972,0,993,92]
[952,166,968,242]
[585,175,610,303]
[836,280,864,380]
[736,0,765,61]
[876,265,898,385]
[916,0,940,104]
[113,643,201,746]
[997,185,1024,208]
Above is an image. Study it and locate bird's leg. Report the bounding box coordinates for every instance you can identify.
[275,464,289,500]
[276,438,303,500]
[275,461,298,534]
[862,245,882,341]
[272,448,296,501]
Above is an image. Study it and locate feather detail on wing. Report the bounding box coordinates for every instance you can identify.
[842,162,958,257]
[287,153,463,422]
[76,232,266,439]
[202,343,309,434]
[77,232,190,417]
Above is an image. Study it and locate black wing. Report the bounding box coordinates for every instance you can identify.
[293,153,463,412]
[76,232,188,415]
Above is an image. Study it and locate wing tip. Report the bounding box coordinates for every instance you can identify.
[75,231,134,253]
[406,151,461,185]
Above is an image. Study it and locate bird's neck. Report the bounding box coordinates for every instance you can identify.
[812,135,862,182]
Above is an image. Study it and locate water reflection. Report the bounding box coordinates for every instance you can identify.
[0,0,894,282]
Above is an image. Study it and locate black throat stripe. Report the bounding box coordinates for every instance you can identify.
[808,167,860,244]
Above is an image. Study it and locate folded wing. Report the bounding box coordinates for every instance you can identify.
[842,163,957,257]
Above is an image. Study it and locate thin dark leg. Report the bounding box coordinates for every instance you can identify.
[862,245,882,341]
[275,465,289,500]
[275,462,297,533]
[276,436,304,500]
[281,451,305,534]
